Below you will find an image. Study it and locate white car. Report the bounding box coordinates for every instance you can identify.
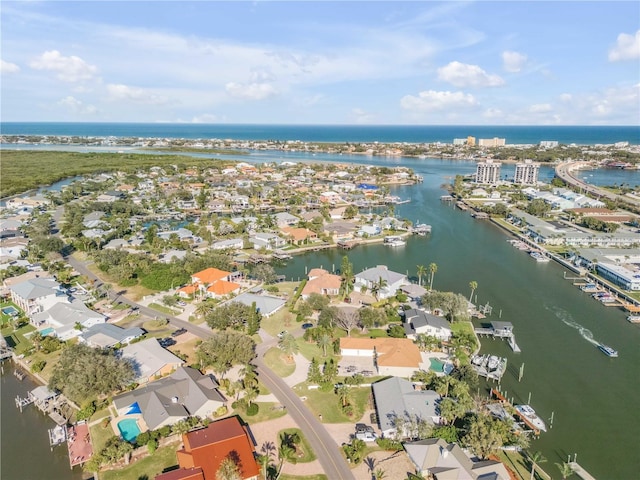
[355,431,377,442]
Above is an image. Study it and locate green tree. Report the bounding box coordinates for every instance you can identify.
[416,265,427,287]
[464,414,504,460]
[307,292,330,311]
[216,455,242,480]
[307,357,322,383]
[370,276,388,300]
[429,263,438,290]
[340,255,355,299]
[555,462,575,480]
[335,384,352,408]
[317,333,332,358]
[529,451,547,480]
[468,280,478,303]
[278,333,299,361]
[197,331,256,377]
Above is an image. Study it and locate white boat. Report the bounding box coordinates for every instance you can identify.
[486,355,500,371]
[529,251,550,262]
[598,344,618,357]
[514,404,547,432]
[627,315,640,323]
[383,236,406,247]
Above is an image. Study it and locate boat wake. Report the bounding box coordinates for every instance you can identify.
[547,305,599,346]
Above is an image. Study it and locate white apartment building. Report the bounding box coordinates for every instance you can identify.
[475,159,501,184]
[513,159,540,185]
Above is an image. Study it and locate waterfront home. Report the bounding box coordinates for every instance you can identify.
[158,228,196,243]
[324,221,358,242]
[205,279,241,298]
[155,416,259,480]
[280,226,318,245]
[31,300,106,341]
[399,284,428,301]
[248,232,286,250]
[79,323,145,348]
[358,224,382,237]
[403,309,452,342]
[273,211,299,227]
[372,377,441,439]
[211,238,244,251]
[354,265,408,299]
[403,437,510,480]
[9,277,69,316]
[340,337,425,377]
[301,268,342,298]
[113,366,225,432]
[119,338,184,384]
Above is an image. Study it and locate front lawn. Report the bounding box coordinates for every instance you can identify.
[90,421,118,454]
[260,307,297,337]
[237,402,288,424]
[1,323,36,355]
[100,444,180,480]
[263,347,296,377]
[293,384,372,423]
[278,428,316,463]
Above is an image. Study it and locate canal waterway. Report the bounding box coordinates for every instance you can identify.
[273,158,640,479]
[0,362,85,480]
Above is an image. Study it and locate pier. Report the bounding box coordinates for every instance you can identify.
[569,461,597,480]
[491,389,542,436]
[474,321,521,352]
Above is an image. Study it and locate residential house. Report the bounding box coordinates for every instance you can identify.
[113,366,226,431]
[233,292,286,317]
[119,338,185,383]
[190,267,241,299]
[403,437,510,480]
[79,323,145,348]
[155,416,259,480]
[372,377,441,438]
[354,265,408,299]
[358,224,381,237]
[0,237,29,260]
[273,212,299,227]
[211,238,244,251]
[249,233,286,251]
[9,277,69,316]
[403,309,452,342]
[31,300,106,341]
[280,227,318,245]
[340,337,426,377]
[301,268,342,298]
[158,228,196,243]
[323,221,358,242]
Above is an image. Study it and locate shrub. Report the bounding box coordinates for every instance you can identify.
[157,425,172,438]
[246,402,259,416]
[136,431,151,446]
[31,360,46,373]
[214,405,228,417]
[147,438,158,454]
[77,401,96,421]
[376,437,402,451]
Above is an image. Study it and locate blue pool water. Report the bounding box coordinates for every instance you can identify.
[39,327,55,337]
[117,419,141,443]
[1,306,18,316]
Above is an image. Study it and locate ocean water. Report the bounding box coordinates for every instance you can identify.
[1,122,639,145]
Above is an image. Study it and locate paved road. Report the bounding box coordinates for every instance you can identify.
[59,229,354,478]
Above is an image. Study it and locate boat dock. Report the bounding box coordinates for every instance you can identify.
[470,354,507,381]
[16,385,69,425]
[337,240,361,249]
[491,389,542,436]
[474,321,521,352]
[569,462,597,480]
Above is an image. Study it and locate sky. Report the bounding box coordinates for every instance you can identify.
[1,1,639,125]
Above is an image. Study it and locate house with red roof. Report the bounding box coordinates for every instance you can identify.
[155,416,259,480]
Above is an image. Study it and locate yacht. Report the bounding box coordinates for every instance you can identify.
[383,236,406,247]
[514,404,547,432]
[529,251,550,262]
[486,355,500,371]
[598,344,618,357]
[626,315,640,323]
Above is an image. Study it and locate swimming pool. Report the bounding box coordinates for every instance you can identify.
[429,357,454,375]
[39,327,55,337]
[117,419,141,443]
[1,306,18,316]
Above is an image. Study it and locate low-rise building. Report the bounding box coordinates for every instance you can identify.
[119,338,185,384]
[403,309,452,341]
[79,323,145,348]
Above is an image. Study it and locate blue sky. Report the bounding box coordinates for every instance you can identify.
[1,1,639,125]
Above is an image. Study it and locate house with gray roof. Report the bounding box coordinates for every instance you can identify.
[112,366,225,430]
[233,292,286,317]
[403,437,510,480]
[372,377,441,439]
[79,323,144,348]
[403,309,452,341]
[355,265,408,299]
[9,277,68,316]
[211,238,244,250]
[32,300,106,340]
[119,337,185,383]
[274,212,299,227]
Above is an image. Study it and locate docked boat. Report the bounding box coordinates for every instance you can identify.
[627,315,640,323]
[413,223,432,235]
[383,236,406,247]
[598,344,618,357]
[514,404,547,432]
[529,251,550,262]
[486,355,500,371]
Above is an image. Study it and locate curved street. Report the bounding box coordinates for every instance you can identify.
[58,223,354,478]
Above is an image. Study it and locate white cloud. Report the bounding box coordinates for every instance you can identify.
[608,30,640,61]
[351,108,377,124]
[57,96,97,115]
[400,90,478,112]
[225,81,278,100]
[437,61,504,88]
[190,113,218,123]
[29,50,97,82]
[559,93,573,102]
[483,108,504,119]
[502,50,527,73]
[106,84,169,105]
[529,103,552,113]
[1,59,20,74]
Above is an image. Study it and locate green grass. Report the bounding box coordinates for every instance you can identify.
[263,347,296,377]
[296,338,338,363]
[99,444,180,480]
[278,428,317,463]
[352,328,389,339]
[280,475,328,480]
[293,384,372,423]
[1,323,36,355]
[260,307,297,337]
[147,303,181,316]
[237,402,288,424]
[90,422,118,454]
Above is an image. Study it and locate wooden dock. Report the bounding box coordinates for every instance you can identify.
[491,389,541,436]
[569,462,596,480]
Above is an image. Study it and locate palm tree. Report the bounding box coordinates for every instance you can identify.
[317,333,332,358]
[429,263,438,290]
[529,451,546,480]
[468,280,478,303]
[555,462,575,479]
[416,265,427,287]
[278,333,299,362]
[370,276,388,301]
[335,384,352,407]
[216,456,242,480]
[195,300,216,320]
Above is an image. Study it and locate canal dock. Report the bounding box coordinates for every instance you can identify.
[569,461,597,480]
[491,389,542,436]
[474,321,521,352]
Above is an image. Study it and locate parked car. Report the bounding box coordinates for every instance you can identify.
[159,337,176,347]
[171,328,187,337]
[355,431,377,442]
[176,301,187,307]
[301,323,313,330]
[355,423,374,434]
